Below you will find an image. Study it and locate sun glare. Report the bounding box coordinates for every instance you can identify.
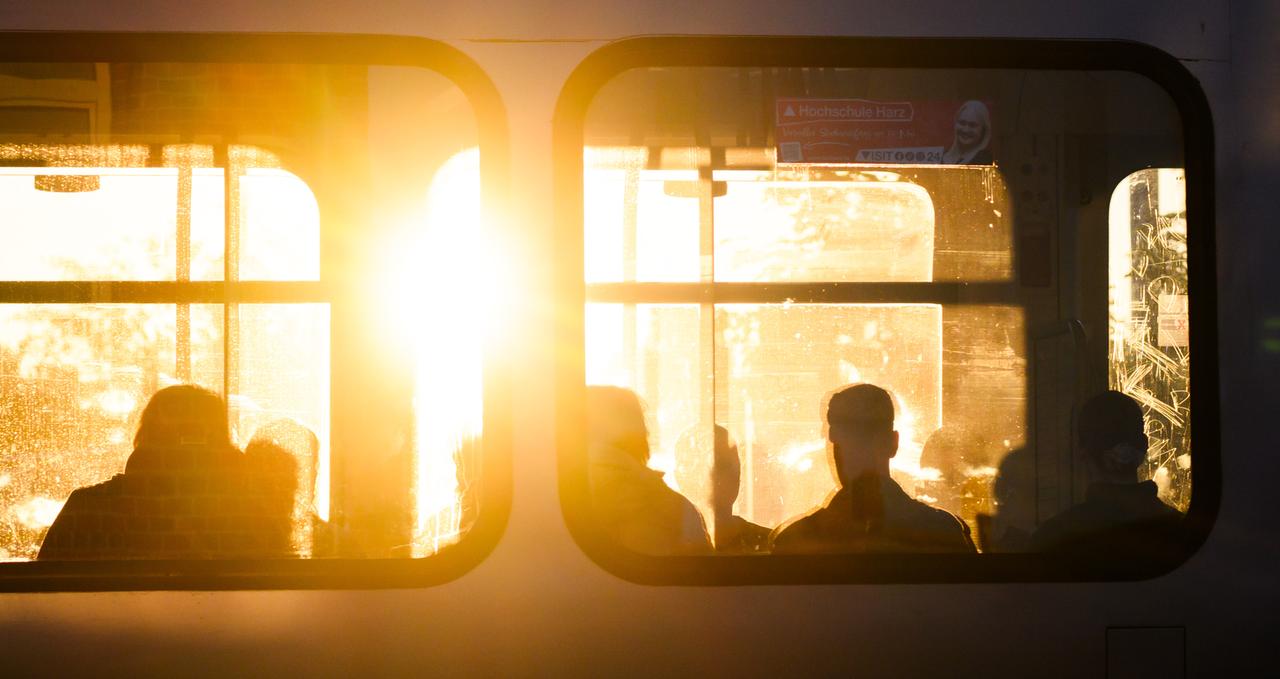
[374,147,498,556]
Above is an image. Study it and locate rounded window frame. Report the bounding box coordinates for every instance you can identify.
[553,36,1218,585]
[0,31,512,591]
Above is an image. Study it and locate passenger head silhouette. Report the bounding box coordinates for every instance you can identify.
[824,383,898,485]
[249,418,320,502]
[920,426,988,482]
[709,425,741,517]
[674,423,738,514]
[244,436,301,555]
[127,384,234,474]
[586,386,650,464]
[133,384,231,451]
[1077,390,1148,479]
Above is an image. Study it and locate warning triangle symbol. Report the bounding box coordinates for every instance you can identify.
[784,105,796,117]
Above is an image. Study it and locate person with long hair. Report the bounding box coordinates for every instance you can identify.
[942,100,993,165]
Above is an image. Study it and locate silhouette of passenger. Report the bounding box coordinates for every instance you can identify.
[674,423,769,553]
[247,419,333,557]
[1029,391,1182,556]
[771,384,976,554]
[706,425,770,553]
[244,436,301,557]
[977,446,1035,552]
[918,426,995,537]
[38,385,293,560]
[587,386,711,555]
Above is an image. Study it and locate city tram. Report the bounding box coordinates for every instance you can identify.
[0,1,1274,675]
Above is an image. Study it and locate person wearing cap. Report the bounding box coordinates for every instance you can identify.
[771,383,976,554]
[1029,391,1182,555]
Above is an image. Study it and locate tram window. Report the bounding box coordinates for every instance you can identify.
[564,40,1214,582]
[0,45,503,585]
[1108,169,1191,513]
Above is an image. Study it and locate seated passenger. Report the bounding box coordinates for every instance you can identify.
[674,424,769,553]
[38,385,275,560]
[243,436,302,557]
[247,419,333,557]
[978,446,1035,552]
[707,425,770,554]
[587,386,711,555]
[1029,391,1182,556]
[771,383,976,554]
[918,425,993,520]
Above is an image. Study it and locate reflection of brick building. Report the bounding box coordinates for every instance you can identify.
[108,63,369,166]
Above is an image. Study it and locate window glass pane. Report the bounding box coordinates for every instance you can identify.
[0,60,487,566]
[1108,169,1190,512]
[239,168,321,281]
[1,165,210,281]
[0,157,318,282]
[584,156,1012,284]
[584,150,700,283]
[582,63,1192,562]
[713,171,935,282]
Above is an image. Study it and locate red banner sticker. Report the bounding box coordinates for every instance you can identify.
[775,98,995,165]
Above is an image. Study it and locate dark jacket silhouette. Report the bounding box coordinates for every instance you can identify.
[771,383,975,554]
[1029,390,1183,558]
[773,474,976,553]
[38,385,295,560]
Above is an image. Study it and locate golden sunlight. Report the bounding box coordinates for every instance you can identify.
[582,146,945,527]
[0,144,331,560]
[374,147,495,556]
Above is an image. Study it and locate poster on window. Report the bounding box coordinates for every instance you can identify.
[1158,293,1190,347]
[775,98,995,165]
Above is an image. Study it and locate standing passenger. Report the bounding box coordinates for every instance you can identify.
[771,384,976,554]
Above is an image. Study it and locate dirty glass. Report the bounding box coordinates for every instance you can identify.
[0,61,483,563]
[1108,169,1191,512]
[581,65,1189,560]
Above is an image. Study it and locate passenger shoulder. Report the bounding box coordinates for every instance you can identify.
[769,507,826,551]
[905,498,976,551]
[73,474,126,497]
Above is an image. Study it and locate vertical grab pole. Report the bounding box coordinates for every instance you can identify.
[176,150,192,383]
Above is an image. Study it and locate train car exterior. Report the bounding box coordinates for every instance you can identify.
[0,1,1276,676]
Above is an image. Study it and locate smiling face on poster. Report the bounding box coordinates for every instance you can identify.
[944,100,992,164]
